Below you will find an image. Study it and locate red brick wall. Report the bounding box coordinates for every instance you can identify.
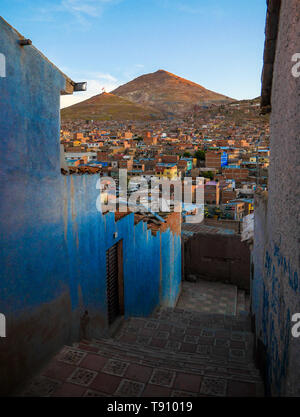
[205,151,221,168]
[223,168,249,182]
[161,155,179,163]
[221,190,237,203]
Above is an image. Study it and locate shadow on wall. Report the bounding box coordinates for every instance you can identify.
[184,233,251,291]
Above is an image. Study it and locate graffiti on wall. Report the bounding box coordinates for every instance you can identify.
[261,241,299,395]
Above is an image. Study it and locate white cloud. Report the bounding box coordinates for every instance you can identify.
[60,75,120,108]
[87,72,118,82]
[28,0,123,27]
[61,0,113,17]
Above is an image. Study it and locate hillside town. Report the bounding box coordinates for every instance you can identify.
[1,0,299,400]
[61,98,269,224]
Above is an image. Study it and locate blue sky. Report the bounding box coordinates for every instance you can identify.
[2,0,267,108]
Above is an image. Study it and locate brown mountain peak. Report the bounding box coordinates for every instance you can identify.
[112,70,234,115]
[155,69,173,75]
[62,70,235,120]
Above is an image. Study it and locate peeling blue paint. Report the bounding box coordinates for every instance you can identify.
[0,16,182,396]
[254,240,295,395]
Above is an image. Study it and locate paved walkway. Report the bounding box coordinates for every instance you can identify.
[21,278,257,397]
[177,280,238,316]
[22,304,263,397]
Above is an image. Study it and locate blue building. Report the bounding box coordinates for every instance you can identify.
[0,18,181,395]
[221,152,228,167]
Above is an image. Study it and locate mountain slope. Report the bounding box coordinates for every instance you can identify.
[61,92,164,121]
[112,69,234,115]
[188,96,268,124]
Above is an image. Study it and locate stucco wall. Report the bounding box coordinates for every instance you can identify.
[0,19,181,395]
[252,0,300,396]
[0,174,181,395]
[252,192,268,331]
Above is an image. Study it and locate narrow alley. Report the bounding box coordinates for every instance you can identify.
[22,280,263,397]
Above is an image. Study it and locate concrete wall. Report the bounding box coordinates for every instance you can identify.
[0,19,181,395]
[252,192,268,333]
[184,233,250,290]
[252,0,300,396]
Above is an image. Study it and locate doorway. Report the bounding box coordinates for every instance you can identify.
[106,240,124,326]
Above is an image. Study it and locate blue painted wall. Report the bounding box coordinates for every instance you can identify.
[160,230,182,307]
[0,18,181,395]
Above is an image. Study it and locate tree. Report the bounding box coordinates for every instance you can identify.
[202,171,214,180]
[194,150,206,161]
[183,152,192,158]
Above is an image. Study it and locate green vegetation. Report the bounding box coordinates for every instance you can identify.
[202,171,214,180]
[194,150,206,161]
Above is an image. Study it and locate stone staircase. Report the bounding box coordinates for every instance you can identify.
[22,303,264,397]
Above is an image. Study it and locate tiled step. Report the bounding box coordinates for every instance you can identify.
[112,322,255,370]
[22,342,264,397]
[21,307,264,397]
[176,280,238,316]
[119,315,254,349]
[151,308,252,332]
[85,338,261,381]
[78,313,257,369]
[89,333,256,366]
